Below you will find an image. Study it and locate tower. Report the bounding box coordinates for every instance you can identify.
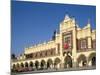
[59,14,77,68]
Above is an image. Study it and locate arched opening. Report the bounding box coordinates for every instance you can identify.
[35,61,39,70]
[12,64,16,72]
[20,63,24,68]
[29,61,34,71]
[77,54,87,67]
[20,63,24,72]
[92,57,96,66]
[40,60,46,70]
[29,61,33,67]
[15,63,20,71]
[64,55,72,68]
[12,64,16,70]
[24,62,29,72]
[16,63,20,68]
[13,64,16,69]
[47,59,53,69]
[54,58,61,69]
[88,53,96,66]
[25,62,28,68]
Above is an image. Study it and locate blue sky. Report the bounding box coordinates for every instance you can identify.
[11,1,96,56]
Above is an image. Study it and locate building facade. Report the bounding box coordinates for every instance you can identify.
[11,14,96,72]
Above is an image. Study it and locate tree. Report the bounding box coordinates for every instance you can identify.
[11,53,16,59]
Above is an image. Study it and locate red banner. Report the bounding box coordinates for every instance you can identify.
[63,43,69,49]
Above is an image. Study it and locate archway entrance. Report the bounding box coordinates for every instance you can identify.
[16,63,20,68]
[64,55,72,68]
[88,53,96,66]
[92,57,96,66]
[29,61,33,67]
[12,64,16,72]
[54,58,61,69]
[77,54,87,67]
[35,61,39,70]
[25,62,28,68]
[15,63,20,72]
[20,63,24,68]
[29,61,34,71]
[47,59,53,69]
[24,62,29,72]
[20,63,24,72]
[41,60,46,70]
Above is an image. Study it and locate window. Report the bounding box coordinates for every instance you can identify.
[64,36,71,45]
[57,44,60,54]
[47,50,51,56]
[92,40,96,49]
[50,50,53,55]
[37,52,40,57]
[45,51,47,56]
[35,53,37,58]
[43,51,46,57]
[25,53,33,59]
[33,53,35,58]
[41,52,44,57]
[40,52,42,57]
[80,39,87,49]
[63,34,72,49]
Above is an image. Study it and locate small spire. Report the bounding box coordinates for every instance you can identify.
[87,18,91,28]
[64,14,70,20]
[88,18,90,24]
[72,17,75,24]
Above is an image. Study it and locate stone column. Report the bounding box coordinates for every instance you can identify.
[52,61,55,69]
[60,57,64,69]
[88,61,92,66]
[88,37,92,49]
[72,27,77,68]
[72,58,77,68]
[38,63,41,69]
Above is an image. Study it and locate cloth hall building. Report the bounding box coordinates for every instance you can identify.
[11,14,96,72]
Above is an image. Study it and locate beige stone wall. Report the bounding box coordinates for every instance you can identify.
[24,40,56,54]
[11,15,96,70]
